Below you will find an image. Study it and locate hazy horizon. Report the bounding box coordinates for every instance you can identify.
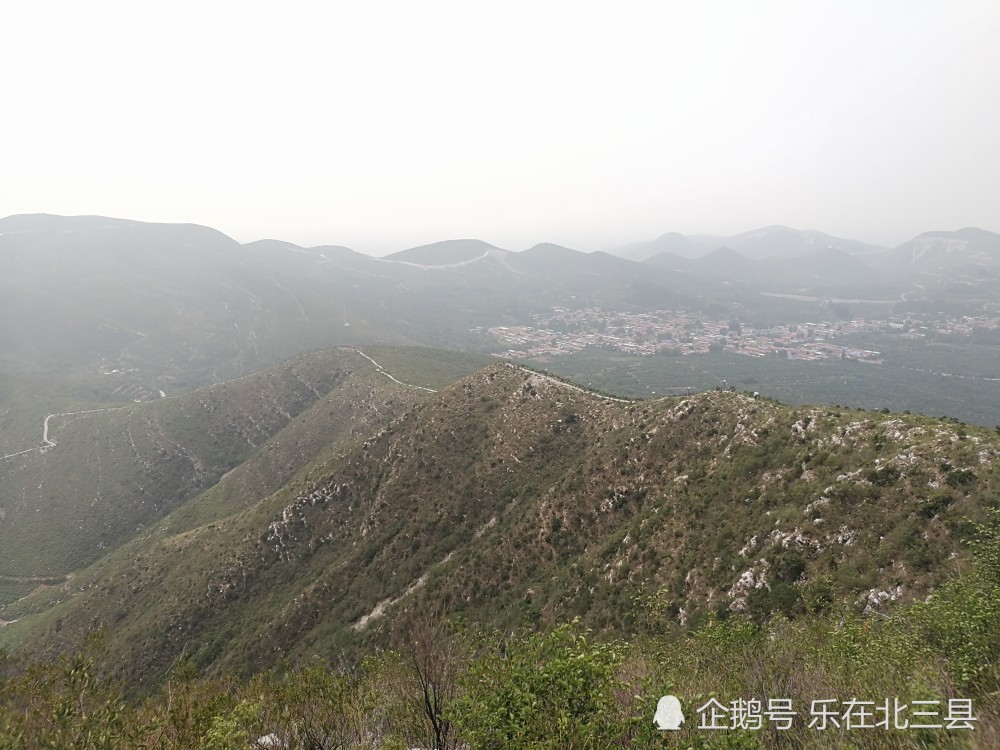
[3,1,997,255]
[8,211,999,259]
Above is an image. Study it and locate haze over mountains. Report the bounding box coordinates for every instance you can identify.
[1,212,999,738]
[612,226,891,263]
[611,223,1000,280]
[3,213,999,448]
[3,0,998,740]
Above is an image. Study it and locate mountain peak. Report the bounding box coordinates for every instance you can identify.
[0,213,142,234]
[913,227,999,243]
[383,239,502,265]
[523,242,580,255]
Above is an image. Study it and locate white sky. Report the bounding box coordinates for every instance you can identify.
[2,1,997,254]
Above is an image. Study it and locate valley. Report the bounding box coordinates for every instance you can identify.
[4,4,997,743]
[1,216,999,747]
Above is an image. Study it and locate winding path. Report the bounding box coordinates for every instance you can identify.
[2,351,633,463]
[510,363,635,404]
[354,348,635,404]
[2,349,432,463]
[0,406,128,463]
[353,349,439,393]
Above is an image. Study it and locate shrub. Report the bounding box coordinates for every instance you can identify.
[448,624,623,750]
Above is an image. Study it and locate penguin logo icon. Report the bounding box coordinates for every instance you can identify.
[654,695,685,730]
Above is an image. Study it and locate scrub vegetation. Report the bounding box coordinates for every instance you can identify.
[3,362,997,702]
[2,344,999,746]
[2,509,998,748]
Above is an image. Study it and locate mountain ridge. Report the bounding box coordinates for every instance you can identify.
[383,238,504,266]
[5,358,993,688]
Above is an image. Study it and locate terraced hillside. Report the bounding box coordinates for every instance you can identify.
[5,363,994,688]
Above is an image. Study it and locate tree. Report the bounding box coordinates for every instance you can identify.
[394,608,468,750]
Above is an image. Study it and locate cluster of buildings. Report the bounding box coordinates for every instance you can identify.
[485,307,1000,362]
[485,308,880,361]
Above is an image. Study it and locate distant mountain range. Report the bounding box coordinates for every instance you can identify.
[2,213,1000,692]
[871,227,1000,276]
[1,213,996,383]
[611,226,888,262]
[373,223,1000,286]
[1,213,998,453]
[609,224,1000,265]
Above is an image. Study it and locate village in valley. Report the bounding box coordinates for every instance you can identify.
[483,306,1000,363]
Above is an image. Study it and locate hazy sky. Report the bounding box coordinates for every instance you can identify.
[3,1,997,254]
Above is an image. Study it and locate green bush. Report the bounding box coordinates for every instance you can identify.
[449,624,623,750]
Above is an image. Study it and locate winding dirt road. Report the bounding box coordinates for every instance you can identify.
[1,406,128,462]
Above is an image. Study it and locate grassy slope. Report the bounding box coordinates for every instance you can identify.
[5,363,995,690]
[0,347,492,610]
[0,347,492,640]
[0,349,375,588]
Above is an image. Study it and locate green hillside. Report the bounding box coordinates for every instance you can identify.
[0,350,361,590]
[0,347,493,610]
[5,363,994,693]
